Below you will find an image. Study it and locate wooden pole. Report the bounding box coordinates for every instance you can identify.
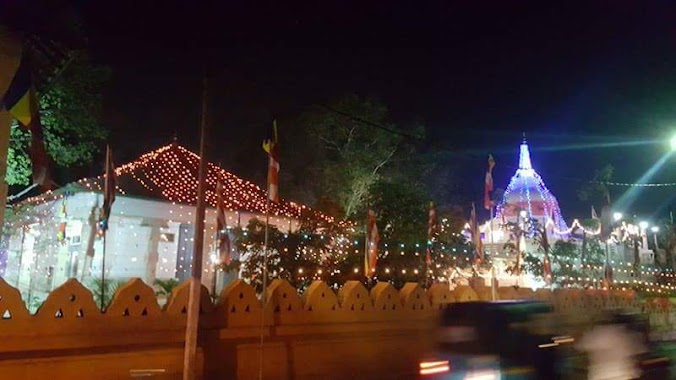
[183,74,209,380]
[0,109,10,231]
[258,195,270,380]
[363,207,369,281]
[259,119,276,380]
[16,225,26,287]
[0,27,22,233]
[100,231,106,310]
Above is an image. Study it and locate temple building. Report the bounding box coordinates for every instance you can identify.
[477,138,661,290]
[2,142,330,306]
[482,137,568,254]
[496,137,568,232]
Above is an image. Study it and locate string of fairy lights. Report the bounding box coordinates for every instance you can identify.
[5,192,675,299]
[496,141,569,233]
[6,141,676,301]
[22,143,334,224]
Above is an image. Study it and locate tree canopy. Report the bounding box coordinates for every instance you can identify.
[7,52,110,186]
[577,164,614,207]
[292,95,424,219]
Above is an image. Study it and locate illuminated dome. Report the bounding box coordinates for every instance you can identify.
[497,138,567,231]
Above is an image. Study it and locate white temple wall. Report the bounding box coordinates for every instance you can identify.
[5,192,302,303]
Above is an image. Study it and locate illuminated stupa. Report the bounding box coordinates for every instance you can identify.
[496,137,568,233]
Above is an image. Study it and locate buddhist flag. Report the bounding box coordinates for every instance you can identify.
[426,201,436,265]
[2,50,50,188]
[484,154,495,210]
[262,120,280,203]
[543,257,552,285]
[216,176,231,264]
[470,203,483,262]
[515,234,526,276]
[591,205,599,220]
[604,261,613,287]
[57,198,67,244]
[365,209,380,277]
[541,228,552,285]
[98,145,116,233]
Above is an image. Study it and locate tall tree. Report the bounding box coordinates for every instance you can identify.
[7,52,110,186]
[577,164,614,207]
[296,94,420,219]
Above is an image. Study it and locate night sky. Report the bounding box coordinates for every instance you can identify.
[14,2,676,219]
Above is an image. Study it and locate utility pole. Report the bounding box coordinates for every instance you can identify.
[183,73,209,380]
[0,26,23,231]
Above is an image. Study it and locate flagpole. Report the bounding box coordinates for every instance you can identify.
[259,120,276,380]
[16,226,26,287]
[363,204,370,283]
[101,229,107,310]
[211,237,218,297]
[183,73,209,380]
[259,195,270,380]
[0,29,22,234]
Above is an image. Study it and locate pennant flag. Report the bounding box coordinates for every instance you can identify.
[262,120,280,203]
[540,227,552,285]
[365,209,380,277]
[98,146,116,234]
[483,154,495,210]
[216,176,231,265]
[426,201,436,265]
[604,261,613,287]
[57,198,67,244]
[591,205,599,220]
[599,205,612,240]
[515,233,526,276]
[543,257,552,285]
[470,203,483,262]
[2,50,51,188]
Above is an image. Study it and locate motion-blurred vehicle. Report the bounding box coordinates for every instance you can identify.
[614,312,672,380]
[418,300,570,379]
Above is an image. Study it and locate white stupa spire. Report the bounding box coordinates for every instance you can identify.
[518,134,533,170]
[497,135,568,234]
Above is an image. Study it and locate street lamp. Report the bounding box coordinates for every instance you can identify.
[639,221,649,230]
[613,212,623,222]
[651,226,660,250]
[670,134,676,151]
[519,210,528,219]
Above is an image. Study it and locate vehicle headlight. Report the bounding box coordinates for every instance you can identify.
[419,360,450,376]
[464,369,500,380]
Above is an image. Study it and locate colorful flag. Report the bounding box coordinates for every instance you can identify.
[57,198,67,244]
[98,146,116,234]
[365,209,380,277]
[470,203,483,262]
[600,205,612,240]
[604,261,613,287]
[483,154,495,210]
[543,257,552,285]
[591,205,599,220]
[426,201,436,265]
[2,50,50,188]
[262,120,280,203]
[540,227,552,285]
[515,233,526,276]
[216,176,231,265]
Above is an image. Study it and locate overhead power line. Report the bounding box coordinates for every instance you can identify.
[315,103,425,141]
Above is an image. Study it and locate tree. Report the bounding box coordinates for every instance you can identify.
[232,219,288,294]
[579,218,601,262]
[368,180,427,245]
[296,94,421,218]
[577,164,614,207]
[7,52,110,186]
[658,220,676,270]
